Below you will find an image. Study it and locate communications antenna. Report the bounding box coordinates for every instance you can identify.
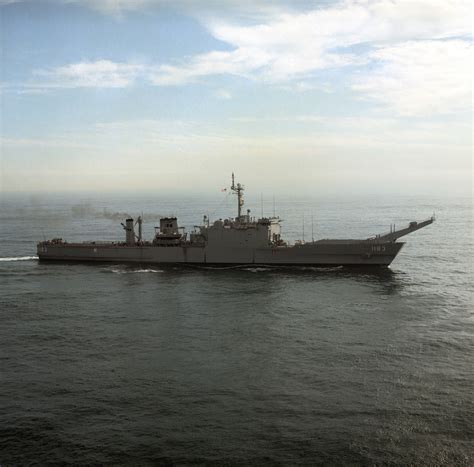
[230,172,244,218]
[302,212,305,243]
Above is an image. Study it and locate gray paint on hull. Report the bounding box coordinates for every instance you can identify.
[37,241,404,267]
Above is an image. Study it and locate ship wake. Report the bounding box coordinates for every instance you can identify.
[104,266,164,274]
[0,256,39,262]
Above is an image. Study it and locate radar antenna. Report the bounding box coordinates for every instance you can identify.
[230,172,244,218]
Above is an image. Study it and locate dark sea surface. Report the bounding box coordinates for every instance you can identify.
[0,193,472,465]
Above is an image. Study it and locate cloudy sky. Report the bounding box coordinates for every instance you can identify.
[0,0,472,195]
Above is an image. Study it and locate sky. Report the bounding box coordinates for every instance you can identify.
[0,0,472,196]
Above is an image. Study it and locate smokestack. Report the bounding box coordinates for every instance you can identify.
[125,218,135,246]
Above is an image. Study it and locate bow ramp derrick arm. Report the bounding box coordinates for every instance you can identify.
[372,216,435,243]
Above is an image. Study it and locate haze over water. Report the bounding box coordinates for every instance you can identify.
[0,193,472,465]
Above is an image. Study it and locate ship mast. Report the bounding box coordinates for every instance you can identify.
[230,172,244,218]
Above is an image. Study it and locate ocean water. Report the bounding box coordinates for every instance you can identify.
[0,193,472,465]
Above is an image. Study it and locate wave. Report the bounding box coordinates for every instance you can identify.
[296,265,344,272]
[107,267,164,274]
[0,256,38,262]
[242,267,274,273]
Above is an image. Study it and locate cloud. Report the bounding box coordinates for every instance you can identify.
[63,0,156,17]
[33,60,144,89]
[0,136,91,149]
[150,0,471,85]
[2,117,470,194]
[5,116,468,154]
[229,114,471,146]
[3,0,472,117]
[60,0,294,19]
[2,60,144,92]
[215,89,232,100]
[148,48,272,85]
[143,0,473,116]
[352,40,473,116]
[33,0,282,23]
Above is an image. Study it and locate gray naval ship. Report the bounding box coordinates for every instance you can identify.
[37,174,434,267]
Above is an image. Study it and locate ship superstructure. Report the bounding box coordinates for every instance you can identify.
[37,175,434,267]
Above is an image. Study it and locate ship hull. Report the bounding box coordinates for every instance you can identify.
[37,241,404,267]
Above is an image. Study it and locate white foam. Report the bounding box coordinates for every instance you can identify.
[134,269,164,273]
[109,268,163,274]
[0,256,39,262]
